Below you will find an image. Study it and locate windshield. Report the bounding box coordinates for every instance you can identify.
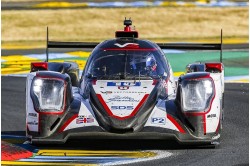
[87,50,168,80]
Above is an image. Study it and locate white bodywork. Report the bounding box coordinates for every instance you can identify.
[26,73,39,132]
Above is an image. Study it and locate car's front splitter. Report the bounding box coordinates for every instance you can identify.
[30,126,220,145]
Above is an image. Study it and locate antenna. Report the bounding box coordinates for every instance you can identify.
[46,26,49,62]
[220,29,223,63]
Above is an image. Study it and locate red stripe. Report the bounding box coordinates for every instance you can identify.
[102,48,157,51]
[96,94,149,120]
[59,114,78,133]
[167,114,186,133]
[96,94,114,116]
[203,115,206,135]
[130,94,149,117]
[38,111,64,115]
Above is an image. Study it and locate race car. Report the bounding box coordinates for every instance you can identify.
[26,18,224,145]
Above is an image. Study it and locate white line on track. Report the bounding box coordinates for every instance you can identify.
[102,150,173,166]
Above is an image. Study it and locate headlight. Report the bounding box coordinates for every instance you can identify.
[32,78,65,112]
[181,79,214,112]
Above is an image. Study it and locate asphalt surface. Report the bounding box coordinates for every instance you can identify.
[1,76,249,166]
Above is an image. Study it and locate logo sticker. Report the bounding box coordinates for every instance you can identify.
[107,82,141,87]
[113,91,146,94]
[111,106,134,110]
[28,113,37,117]
[207,114,216,118]
[151,117,166,125]
[76,115,94,124]
[118,86,129,90]
[114,43,139,48]
[101,91,112,94]
[27,121,38,125]
[107,96,139,102]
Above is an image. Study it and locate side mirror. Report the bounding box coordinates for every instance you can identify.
[86,73,93,79]
[86,73,97,79]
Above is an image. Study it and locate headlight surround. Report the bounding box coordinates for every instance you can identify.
[181,79,214,112]
[31,77,65,113]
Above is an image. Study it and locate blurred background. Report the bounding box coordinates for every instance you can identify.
[1,0,249,81]
[1,1,249,165]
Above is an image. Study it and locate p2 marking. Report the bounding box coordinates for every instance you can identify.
[151,117,166,125]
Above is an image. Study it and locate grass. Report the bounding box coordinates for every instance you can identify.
[2,7,248,48]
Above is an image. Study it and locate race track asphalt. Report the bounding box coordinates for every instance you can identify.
[1,76,249,166]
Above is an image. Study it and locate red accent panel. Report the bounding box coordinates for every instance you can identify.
[102,48,156,51]
[31,62,48,70]
[124,26,131,32]
[96,94,149,120]
[203,115,206,135]
[96,94,114,116]
[205,63,222,72]
[59,114,78,133]
[152,79,158,85]
[92,79,97,85]
[167,114,186,133]
[38,111,65,115]
[130,94,149,117]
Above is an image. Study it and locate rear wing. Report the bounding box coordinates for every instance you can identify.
[46,27,223,62]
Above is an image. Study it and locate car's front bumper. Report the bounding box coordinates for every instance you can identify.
[29,126,220,145]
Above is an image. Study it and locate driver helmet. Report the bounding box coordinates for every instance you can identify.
[146,55,157,71]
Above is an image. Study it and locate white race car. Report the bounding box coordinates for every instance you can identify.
[26,19,224,145]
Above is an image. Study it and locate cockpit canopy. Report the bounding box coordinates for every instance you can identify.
[84,39,169,80]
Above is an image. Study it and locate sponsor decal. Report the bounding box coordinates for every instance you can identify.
[118,86,129,90]
[207,114,216,118]
[111,106,134,110]
[76,115,94,124]
[151,117,166,125]
[113,91,146,94]
[28,113,37,117]
[27,121,38,125]
[107,96,139,102]
[114,43,139,48]
[101,91,112,94]
[107,82,141,87]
